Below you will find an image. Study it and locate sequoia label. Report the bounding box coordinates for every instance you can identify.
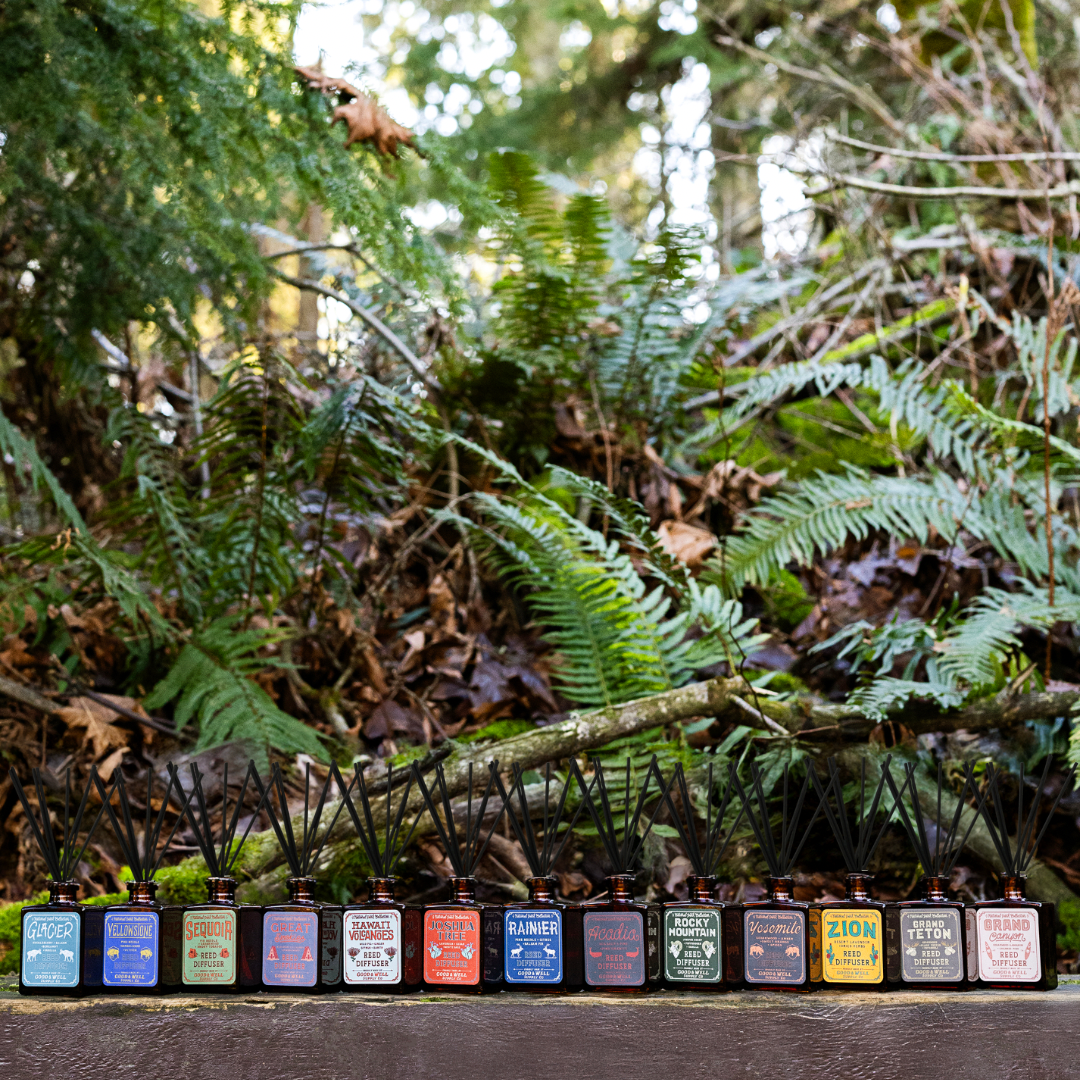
[262,912,319,987]
[182,911,236,985]
[21,912,80,988]
[899,909,963,982]
[822,909,883,984]
[344,910,401,985]
[321,910,342,985]
[583,911,645,987]
[976,908,1040,983]
[744,910,806,984]
[504,909,563,984]
[663,909,721,983]
[424,910,481,985]
[103,912,159,987]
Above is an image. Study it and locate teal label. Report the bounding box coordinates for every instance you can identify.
[22,911,80,987]
[103,911,159,987]
[664,908,721,982]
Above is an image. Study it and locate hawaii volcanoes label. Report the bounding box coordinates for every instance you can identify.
[424,910,480,985]
[821,910,882,983]
[22,912,80,988]
[744,910,805,984]
[504,909,562,984]
[664,909,721,983]
[344,910,401,985]
[182,911,236,985]
[976,908,1040,982]
[262,911,318,987]
[899,909,962,982]
[583,911,645,987]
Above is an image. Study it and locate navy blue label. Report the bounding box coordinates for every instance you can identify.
[103,912,159,987]
[504,908,562,984]
[83,907,104,986]
[22,912,80,987]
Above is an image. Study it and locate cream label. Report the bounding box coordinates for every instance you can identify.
[182,910,236,985]
[344,909,401,984]
[899,909,962,982]
[976,907,1040,982]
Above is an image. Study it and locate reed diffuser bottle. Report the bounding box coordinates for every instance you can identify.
[414,761,509,994]
[972,759,1075,991]
[12,767,107,996]
[333,761,425,992]
[734,764,821,993]
[660,761,744,991]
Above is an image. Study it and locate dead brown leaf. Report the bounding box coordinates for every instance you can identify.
[56,696,132,759]
[657,520,717,568]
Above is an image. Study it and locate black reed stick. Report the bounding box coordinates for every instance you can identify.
[662,761,745,878]
[733,763,821,878]
[809,756,895,873]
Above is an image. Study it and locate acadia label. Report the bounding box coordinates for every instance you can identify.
[321,910,342,985]
[899,909,963,982]
[103,911,159,987]
[744,909,806,984]
[822,909,883,984]
[663,908,721,983]
[976,908,1040,982]
[21,912,80,988]
[262,911,318,987]
[160,908,183,985]
[344,909,401,985]
[504,908,562,984]
[182,910,236,985]
[424,909,481,985]
[583,911,645,987]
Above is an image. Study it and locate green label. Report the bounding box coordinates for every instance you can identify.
[664,908,721,983]
[182,910,237,985]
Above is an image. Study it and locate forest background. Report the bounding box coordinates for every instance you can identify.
[2,0,1080,974]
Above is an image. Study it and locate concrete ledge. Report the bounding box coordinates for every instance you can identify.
[2,982,1079,1080]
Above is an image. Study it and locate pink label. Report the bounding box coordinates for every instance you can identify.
[976,907,1040,982]
[344,910,401,985]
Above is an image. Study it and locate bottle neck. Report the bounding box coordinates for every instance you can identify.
[999,874,1026,901]
[688,875,717,902]
[450,876,477,905]
[766,875,794,902]
[126,880,159,905]
[368,877,396,904]
[845,873,872,901]
[48,880,79,905]
[527,876,557,903]
[607,874,637,903]
[287,876,318,904]
[206,877,238,905]
[922,875,949,901]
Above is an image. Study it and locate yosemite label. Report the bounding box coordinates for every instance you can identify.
[822,909,883,984]
[899,909,963,982]
[103,911,159,987]
[424,910,481,985]
[976,908,1040,982]
[344,910,401,985]
[744,909,805,984]
[583,911,645,987]
[182,911,236,985]
[262,912,318,987]
[504,908,562,984]
[21,911,80,988]
[664,908,721,983]
[321,910,342,985]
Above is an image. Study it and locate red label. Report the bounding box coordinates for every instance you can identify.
[424,909,480,985]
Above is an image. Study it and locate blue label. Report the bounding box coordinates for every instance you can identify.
[103,912,159,987]
[22,912,80,987]
[504,908,562,984]
[262,911,319,987]
[83,907,104,986]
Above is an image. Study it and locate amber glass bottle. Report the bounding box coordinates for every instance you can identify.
[160,904,184,993]
[581,874,656,993]
[742,876,813,992]
[19,882,91,997]
[343,877,422,992]
[503,875,583,992]
[261,877,326,993]
[320,900,344,991]
[812,873,888,991]
[720,894,744,990]
[423,876,502,994]
[181,877,256,993]
[103,880,165,994]
[974,874,1057,990]
[662,875,729,990]
[891,875,968,990]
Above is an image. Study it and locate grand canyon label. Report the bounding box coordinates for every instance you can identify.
[583,911,645,987]
[822,909,883,984]
[744,909,805,984]
[899,909,963,982]
[262,911,318,987]
[21,912,80,988]
[103,911,159,987]
[321,909,342,985]
[424,909,481,985]
[182,910,236,985]
[504,908,562,984]
[976,908,1040,983]
[663,908,721,983]
[344,909,401,985]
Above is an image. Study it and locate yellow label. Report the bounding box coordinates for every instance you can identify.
[821,908,883,983]
[808,908,822,981]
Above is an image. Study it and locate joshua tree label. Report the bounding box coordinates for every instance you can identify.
[423,910,481,985]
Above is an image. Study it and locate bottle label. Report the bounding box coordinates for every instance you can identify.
[403,908,422,985]
[103,911,159,987]
[182,910,236,985]
[344,910,401,985]
[965,908,978,981]
[21,911,80,988]
[899,908,963,982]
[663,908,721,983]
[976,907,1040,982]
[808,909,822,981]
[262,911,319,987]
[821,909,883,983]
[647,908,660,980]
[321,909,342,985]
[744,909,806,984]
[885,906,901,982]
[504,908,563,984]
[161,908,183,985]
[83,907,104,987]
[424,909,481,985]
[722,907,742,984]
[583,911,645,987]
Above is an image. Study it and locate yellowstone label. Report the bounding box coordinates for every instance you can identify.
[344,909,401,985]
[965,908,978,982]
[664,908,721,983]
[83,906,104,987]
[160,907,182,985]
[504,908,562,984]
[262,911,318,987]
[424,909,481,985]
[583,911,645,987]
[21,912,80,988]
[744,909,806,984]
[899,909,963,982]
[976,908,1040,983]
[103,911,159,987]
[808,908,822,981]
[822,909,883,984]
[182,910,236,985]
[321,909,342,985]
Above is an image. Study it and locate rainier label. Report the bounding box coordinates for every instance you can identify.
[160,908,182,985]
[182,910,236,985]
[424,909,481,985]
[664,908,721,983]
[744,909,806,984]
[22,911,80,988]
[899,908,963,982]
[583,911,645,987]
[103,911,159,987]
[321,909,342,985]
[976,907,1040,983]
[344,909,401,985]
[262,911,318,987]
[822,908,883,984]
[504,908,562,984]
